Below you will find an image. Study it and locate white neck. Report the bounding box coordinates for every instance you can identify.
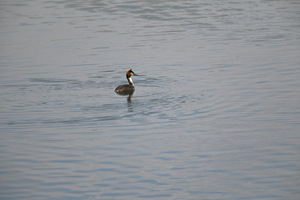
[128,76,134,85]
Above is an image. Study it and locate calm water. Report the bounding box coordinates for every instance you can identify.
[1,0,300,199]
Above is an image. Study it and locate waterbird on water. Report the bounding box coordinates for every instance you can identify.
[115,69,138,95]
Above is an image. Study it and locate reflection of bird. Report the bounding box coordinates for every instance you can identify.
[115,69,138,95]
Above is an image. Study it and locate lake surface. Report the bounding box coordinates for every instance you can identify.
[1,0,300,199]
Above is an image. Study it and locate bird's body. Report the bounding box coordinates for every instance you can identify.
[115,84,135,95]
[115,69,137,95]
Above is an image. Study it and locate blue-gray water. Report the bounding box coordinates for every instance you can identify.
[1,0,300,199]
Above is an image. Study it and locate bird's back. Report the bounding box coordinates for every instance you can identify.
[115,84,135,95]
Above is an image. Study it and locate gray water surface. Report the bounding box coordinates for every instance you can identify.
[1,0,300,199]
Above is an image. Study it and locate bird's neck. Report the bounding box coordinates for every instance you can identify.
[127,76,134,85]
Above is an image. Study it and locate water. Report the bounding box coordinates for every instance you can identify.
[1,0,300,199]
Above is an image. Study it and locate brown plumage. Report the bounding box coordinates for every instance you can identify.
[115,69,137,95]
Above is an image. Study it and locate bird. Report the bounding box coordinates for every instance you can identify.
[115,69,138,95]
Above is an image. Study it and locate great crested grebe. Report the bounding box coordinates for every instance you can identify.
[115,69,138,95]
